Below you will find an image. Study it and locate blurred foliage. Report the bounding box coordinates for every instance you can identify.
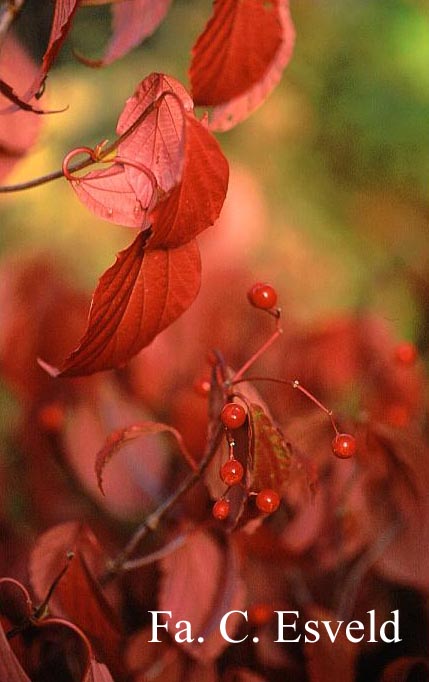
[2,0,428,337]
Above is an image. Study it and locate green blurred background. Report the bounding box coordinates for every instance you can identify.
[2,0,429,342]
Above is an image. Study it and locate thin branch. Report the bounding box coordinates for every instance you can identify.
[100,422,224,584]
[0,90,178,193]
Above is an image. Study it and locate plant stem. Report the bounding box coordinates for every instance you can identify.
[0,90,176,193]
[100,422,224,584]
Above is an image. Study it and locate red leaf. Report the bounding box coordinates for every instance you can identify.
[69,162,150,228]
[248,403,293,491]
[86,660,115,682]
[380,657,429,682]
[149,115,229,248]
[190,0,295,131]
[117,73,193,194]
[29,522,123,677]
[159,530,246,660]
[78,0,172,66]
[36,0,80,93]
[303,605,357,682]
[0,624,31,682]
[95,420,195,494]
[0,79,49,114]
[47,231,201,376]
[0,35,42,180]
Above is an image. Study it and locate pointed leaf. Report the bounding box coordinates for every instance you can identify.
[117,73,193,194]
[191,0,295,131]
[198,0,295,131]
[68,162,149,227]
[248,403,293,491]
[78,0,172,66]
[159,530,246,661]
[95,420,195,494]
[149,115,229,248]
[36,0,80,93]
[50,232,201,376]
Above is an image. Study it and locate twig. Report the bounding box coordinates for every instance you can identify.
[100,422,224,584]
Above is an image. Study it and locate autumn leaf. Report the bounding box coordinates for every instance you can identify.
[117,73,193,194]
[149,115,229,249]
[380,657,429,682]
[29,522,124,678]
[0,35,42,180]
[36,0,80,95]
[77,0,172,67]
[42,232,201,376]
[68,162,151,228]
[95,420,196,494]
[248,403,293,491]
[159,530,246,660]
[190,0,295,131]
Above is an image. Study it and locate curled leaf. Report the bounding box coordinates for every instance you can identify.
[190,0,295,131]
[248,403,293,491]
[95,421,196,494]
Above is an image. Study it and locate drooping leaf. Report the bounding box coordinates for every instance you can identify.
[29,522,123,678]
[36,0,80,94]
[149,115,229,248]
[117,73,193,194]
[77,0,172,66]
[0,35,42,180]
[68,162,151,228]
[159,530,246,660]
[190,0,295,130]
[0,79,50,114]
[86,660,115,682]
[44,232,201,376]
[248,403,293,491]
[95,420,195,494]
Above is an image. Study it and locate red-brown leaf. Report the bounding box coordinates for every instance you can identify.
[95,420,195,494]
[201,0,295,131]
[29,522,123,677]
[303,605,358,682]
[0,35,42,180]
[380,657,429,682]
[149,115,229,248]
[190,0,295,126]
[68,162,150,228]
[0,624,31,682]
[248,403,293,491]
[48,231,201,376]
[78,0,172,66]
[159,530,246,660]
[86,660,115,682]
[117,73,192,194]
[37,0,80,92]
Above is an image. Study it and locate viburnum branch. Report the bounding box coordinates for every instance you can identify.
[100,422,224,584]
[121,533,187,573]
[231,313,283,383]
[0,89,179,193]
[230,375,340,434]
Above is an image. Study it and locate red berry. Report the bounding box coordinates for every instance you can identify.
[248,603,274,627]
[220,459,244,486]
[193,377,211,397]
[331,433,356,459]
[220,402,247,429]
[247,282,278,310]
[255,489,280,514]
[394,342,417,366]
[212,498,230,520]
